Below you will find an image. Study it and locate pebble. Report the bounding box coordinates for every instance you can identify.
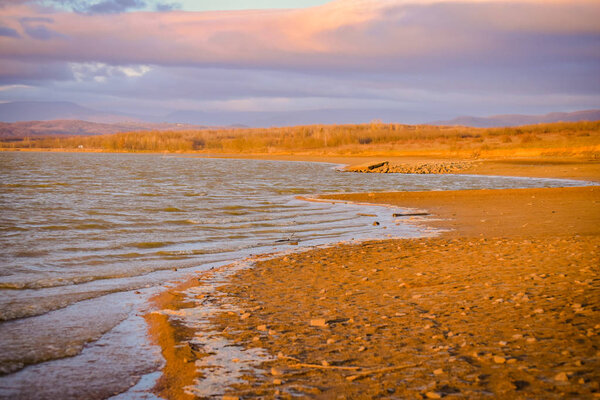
[271,367,284,376]
[240,313,251,320]
[273,379,283,385]
[425,392,442,399]
[526,337,537,343]
[433,368,444,375]
[327,338,336,344]
[358,346,366,352]
[554,372,569,382]
[533,308,544,314]
[310,319,328,327]
[493,356,506,364]
[222,396,239,400]
[257,325,267,331]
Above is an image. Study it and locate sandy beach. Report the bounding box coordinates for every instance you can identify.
[146,158,599,399]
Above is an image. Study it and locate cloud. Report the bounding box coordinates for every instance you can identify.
[0,26,20,38]
[19,16,66,40]
[84,0,146,14]
[155,2,179,11]
[0,0,597,71]
[0,0,598,122]
[69,62,151,82]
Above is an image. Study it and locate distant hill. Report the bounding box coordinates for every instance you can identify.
[432,110,600,128]
[0,120,216,139]
[0,101,143,124]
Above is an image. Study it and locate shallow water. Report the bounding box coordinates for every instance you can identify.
[0,152,590,398]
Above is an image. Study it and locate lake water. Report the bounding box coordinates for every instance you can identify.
[0,152,590,399]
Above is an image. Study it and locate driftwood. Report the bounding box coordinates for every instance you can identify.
[393,212,430,217]
[346,363,417,382]
[292,363,361,371]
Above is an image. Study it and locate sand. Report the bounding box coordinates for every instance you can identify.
[146,159,600,399]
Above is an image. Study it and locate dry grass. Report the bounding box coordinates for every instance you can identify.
[2,121,599,159]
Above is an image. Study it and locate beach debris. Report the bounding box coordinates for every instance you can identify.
[346,363,417,382]
[393,212,430,217]
[344,161,472,174]
[291,362,360,371]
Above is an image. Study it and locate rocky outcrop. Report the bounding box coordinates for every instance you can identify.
[344,161,473,174]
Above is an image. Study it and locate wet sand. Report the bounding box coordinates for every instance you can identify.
[146,161,600,399]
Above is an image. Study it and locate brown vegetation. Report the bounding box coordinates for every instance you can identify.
[2,121,599,159]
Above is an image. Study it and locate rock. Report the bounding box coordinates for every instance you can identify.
[554,372,569,382]
[493,356,506,364]
[310,319,328,327]
[425,391,442,399]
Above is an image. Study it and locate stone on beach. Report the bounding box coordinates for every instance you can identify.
[310,318,328,327]
[554,372,569,382]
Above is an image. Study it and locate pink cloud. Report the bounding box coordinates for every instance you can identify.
[0,0,598,71]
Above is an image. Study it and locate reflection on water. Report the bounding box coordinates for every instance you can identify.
[0,151,589,398]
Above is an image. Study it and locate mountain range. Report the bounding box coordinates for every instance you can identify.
[0,101,598,138]
[433,110,600,128]
[0,119,215,139]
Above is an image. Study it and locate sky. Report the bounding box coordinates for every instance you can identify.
[0,0,599,125]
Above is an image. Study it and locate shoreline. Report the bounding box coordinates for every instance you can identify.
[3,148,599,182]
[143,159,600,399]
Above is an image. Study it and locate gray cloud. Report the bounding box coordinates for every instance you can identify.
[0,26,20,38]
[19,17,65,40]
[155,2,180,12]
[84,0,146,14]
